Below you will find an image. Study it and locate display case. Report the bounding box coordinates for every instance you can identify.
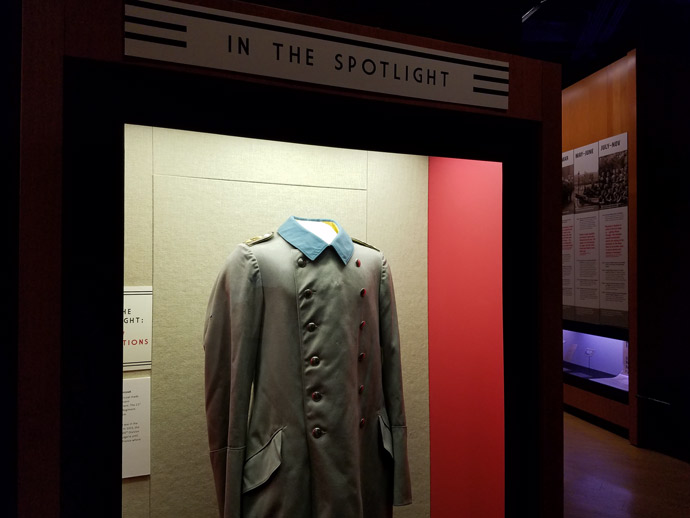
[17,1,562,516]
[122,126,510,517]
[563,330,628,403]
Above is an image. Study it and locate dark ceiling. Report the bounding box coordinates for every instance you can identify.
[250,0,689,87]
[519,0,638,86]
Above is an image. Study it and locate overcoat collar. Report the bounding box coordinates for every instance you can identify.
[278,216,354,265]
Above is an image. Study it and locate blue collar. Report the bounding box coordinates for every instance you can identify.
[278,216,354,265]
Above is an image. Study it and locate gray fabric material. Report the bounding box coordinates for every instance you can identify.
[204,233,411,518]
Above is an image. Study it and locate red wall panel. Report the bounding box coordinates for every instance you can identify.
[428,157,504,517]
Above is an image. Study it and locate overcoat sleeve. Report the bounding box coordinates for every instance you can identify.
[203,245,263,518]
[379,255,413,506]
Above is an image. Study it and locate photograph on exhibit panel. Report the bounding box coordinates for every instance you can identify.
[573,142,599,213]
[598,133,628,209]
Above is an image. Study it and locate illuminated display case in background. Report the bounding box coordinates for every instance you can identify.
[563,330,628,403]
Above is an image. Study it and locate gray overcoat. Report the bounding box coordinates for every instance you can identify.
[203,217,412,518]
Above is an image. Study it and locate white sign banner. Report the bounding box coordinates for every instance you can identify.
[598,133,629,312]
[574,211,600,309]
[599,207,628,311]
[573,142,600,309]
[124,0,509,109]
[123,286,153,371]
[122,377,151,478]
[562,150,575,306]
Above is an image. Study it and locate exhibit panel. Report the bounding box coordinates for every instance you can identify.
[123,125,430,517]
[561,51,637,437]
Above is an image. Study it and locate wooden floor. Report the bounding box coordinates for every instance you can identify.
[564,412,690,518]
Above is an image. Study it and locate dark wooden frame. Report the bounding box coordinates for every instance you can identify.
[17,1,562,516]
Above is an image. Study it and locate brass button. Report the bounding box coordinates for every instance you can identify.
[310,356,320,366]
[312,427,324,438]
[297,257,307,268]
[307,322,318,332]
[311,391,322,402]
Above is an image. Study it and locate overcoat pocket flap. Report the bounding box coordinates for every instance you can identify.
[378,414,394,459]
[242,428,284,493]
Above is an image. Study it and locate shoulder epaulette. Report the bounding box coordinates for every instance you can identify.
[352,237,380,251]
[244,232,274,246]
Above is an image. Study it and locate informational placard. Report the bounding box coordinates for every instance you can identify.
[123,286,153,371]
[124,0,509,109]
[122,376,151,478]
[561,150,575,307]
[562,133,628,325]
[598,133,629,312]
[573,142,600,309]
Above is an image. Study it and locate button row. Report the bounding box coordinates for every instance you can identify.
[298,255,365,268]
[301,286,366,299]
[299,256,364,270]
[306,320,366,332]
[308,386,362,401]
[306,349,366,366]
[311,419,367,439]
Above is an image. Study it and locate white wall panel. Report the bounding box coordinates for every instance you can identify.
[153,127,368,189]
[367,151,430,518]
[124,125,430,518]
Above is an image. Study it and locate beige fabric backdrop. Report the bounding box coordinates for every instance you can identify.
[123,125,430,517]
